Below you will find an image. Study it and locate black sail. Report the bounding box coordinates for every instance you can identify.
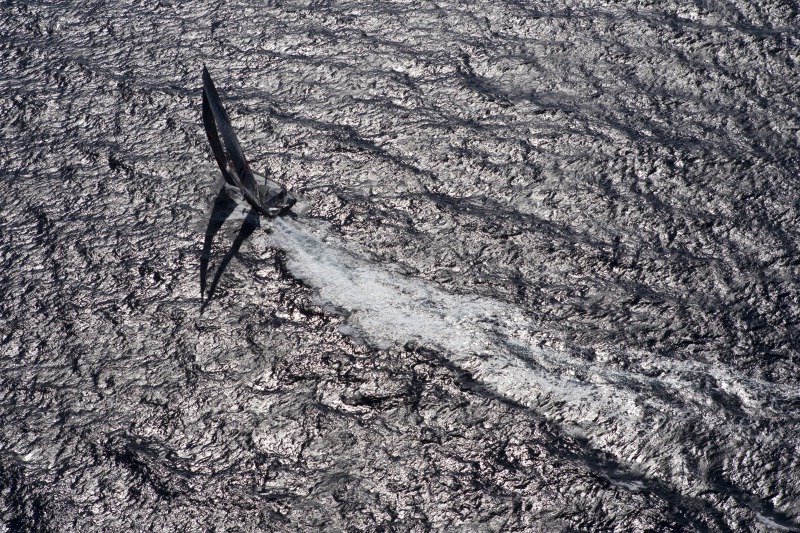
[202,66,281,217]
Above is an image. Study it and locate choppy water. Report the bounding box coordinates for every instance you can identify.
[2,0,799,531]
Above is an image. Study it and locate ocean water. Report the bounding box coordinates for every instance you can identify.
[2,0,799,530]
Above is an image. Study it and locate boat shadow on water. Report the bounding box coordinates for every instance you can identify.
[199,188,261,312]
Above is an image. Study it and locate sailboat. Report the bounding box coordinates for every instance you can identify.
[201,66,295,217]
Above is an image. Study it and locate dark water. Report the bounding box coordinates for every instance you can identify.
[2,1,799,531]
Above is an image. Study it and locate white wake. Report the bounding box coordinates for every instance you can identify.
[261,216,800,499]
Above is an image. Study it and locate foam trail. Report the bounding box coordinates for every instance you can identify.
[264,217,800,490]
